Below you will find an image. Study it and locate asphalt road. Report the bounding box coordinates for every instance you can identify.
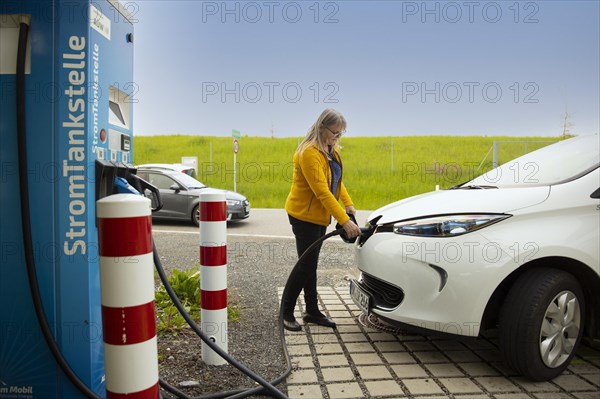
[152,208,375,239]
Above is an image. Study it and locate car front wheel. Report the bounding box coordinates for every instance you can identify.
[192,205,200,227]
[499,268,584,381]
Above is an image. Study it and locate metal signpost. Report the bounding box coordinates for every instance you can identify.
[232,129,240,192]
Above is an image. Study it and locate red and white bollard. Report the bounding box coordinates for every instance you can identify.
[97,194,159,398]
[199,191,228,365]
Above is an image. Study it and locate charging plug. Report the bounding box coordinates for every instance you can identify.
[114,176,140,195]
[336,213,360,244]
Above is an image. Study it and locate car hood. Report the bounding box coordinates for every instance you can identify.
[188,188,247,201]
[223,190,247,201]
[369,186,550,225]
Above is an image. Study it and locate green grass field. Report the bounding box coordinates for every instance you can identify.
[134,135,560,210]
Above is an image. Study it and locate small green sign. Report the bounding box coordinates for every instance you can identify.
[232,129,241,139]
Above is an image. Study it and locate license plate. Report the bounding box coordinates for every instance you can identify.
[350,279,371,314]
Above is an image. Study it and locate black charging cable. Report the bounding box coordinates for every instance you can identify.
[279,218,367,331]
[16,21,103,399]
[15,18,280,399]
[156,221,368,399]
[16,18,365,399]
[153,242,288,399]
[154,228,342,399]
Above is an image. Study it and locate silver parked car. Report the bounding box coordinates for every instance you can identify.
[136,169,250,226]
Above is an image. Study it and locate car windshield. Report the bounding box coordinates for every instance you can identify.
[172,172,207,189]
[468,135,599,187]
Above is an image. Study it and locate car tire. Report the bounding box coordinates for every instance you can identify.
[499,267,584,381]
[192,205,200,227]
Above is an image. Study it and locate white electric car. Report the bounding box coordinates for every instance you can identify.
[351,135,600,381]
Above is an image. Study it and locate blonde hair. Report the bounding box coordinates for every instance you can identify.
[297,108,347,155]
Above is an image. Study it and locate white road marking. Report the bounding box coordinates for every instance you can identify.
[152,229,295,240]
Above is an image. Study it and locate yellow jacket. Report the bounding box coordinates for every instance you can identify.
[285,145,353,226]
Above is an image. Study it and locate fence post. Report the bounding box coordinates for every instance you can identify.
[391,137,394,175]
[97,194,159,398]
[492,141,499,168]
[199,191,228,365]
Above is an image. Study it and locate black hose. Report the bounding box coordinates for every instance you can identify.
[155,228,349,399]
[160,379,193,399]
[16,21,101,399]
[152,242,288,399]
[226,228,348,399]
[14,16,336,399]
[15,19,354,399]
[279,228,345,319]
[226,229,346,399]
[16,17,313,399]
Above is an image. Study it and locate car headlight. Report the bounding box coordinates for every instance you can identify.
[227,200,241,206]
[391,214,511,237]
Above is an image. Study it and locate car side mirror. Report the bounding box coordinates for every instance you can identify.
[169,183,181,192]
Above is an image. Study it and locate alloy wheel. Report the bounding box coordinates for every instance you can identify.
[539,290,581,368]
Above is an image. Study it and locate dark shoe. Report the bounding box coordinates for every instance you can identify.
[302,313,336,328]
[282,319,302,332]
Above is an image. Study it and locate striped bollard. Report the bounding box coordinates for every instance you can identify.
[199,191,228,365]
[97,194,159,398]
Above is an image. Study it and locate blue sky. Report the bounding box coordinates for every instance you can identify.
[133,1,600,137]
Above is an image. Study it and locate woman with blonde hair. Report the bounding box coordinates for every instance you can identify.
[281,108,362,331]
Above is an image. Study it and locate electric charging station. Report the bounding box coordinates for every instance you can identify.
[1,1,136,397]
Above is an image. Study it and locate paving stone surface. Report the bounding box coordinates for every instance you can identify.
[280,286,600,399]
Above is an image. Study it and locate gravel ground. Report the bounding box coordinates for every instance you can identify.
[153,229,358,398]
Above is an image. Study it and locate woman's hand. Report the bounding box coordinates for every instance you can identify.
[342,218,362,238]
[345,205,357,216]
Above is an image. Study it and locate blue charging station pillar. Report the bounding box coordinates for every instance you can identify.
[1,1,135,397]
